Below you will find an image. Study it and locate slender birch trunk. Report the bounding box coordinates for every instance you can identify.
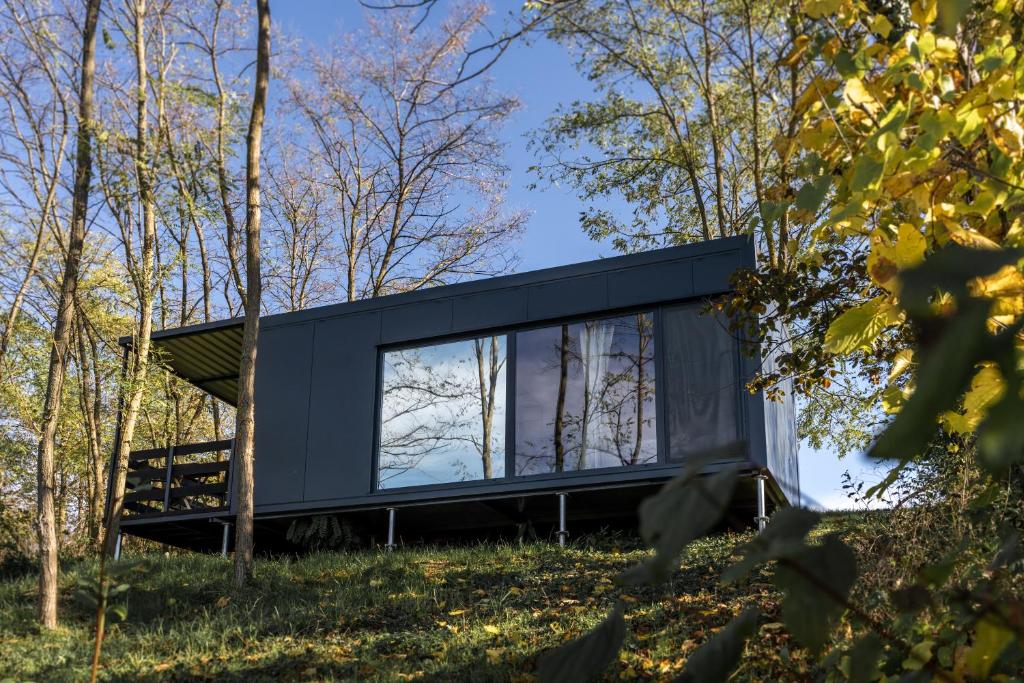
[233,0,270,587]
[104,0,159,558]
[35,0,101,629]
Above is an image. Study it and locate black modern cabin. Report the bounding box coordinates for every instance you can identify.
[109,235,798,553]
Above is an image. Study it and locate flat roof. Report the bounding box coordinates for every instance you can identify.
[131,235,753,408]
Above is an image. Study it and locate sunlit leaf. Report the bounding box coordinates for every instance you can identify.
[965,616,1015,680]
[869,301,990,461]
[823,296,901,354]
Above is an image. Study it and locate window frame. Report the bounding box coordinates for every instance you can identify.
[370,301,743,494]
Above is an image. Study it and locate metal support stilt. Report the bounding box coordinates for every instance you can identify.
[385,508,397,551]
[221,523,231,557]
[556,493,568,547]
[755,474,768,532]
[113,533,123,561]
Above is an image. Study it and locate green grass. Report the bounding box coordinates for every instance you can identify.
[0,526,826,682]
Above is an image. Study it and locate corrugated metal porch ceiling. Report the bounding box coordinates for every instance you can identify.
[147,323,243,406]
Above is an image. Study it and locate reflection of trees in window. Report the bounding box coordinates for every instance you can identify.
[516,313,656,475]
[378,336,505,489]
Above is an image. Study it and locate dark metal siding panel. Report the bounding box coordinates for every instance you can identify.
[607,260,694,308]
[452,288,527,332]
[380,299,453,344]
[304,313,381,502]
[526,274,608,321]
[253,323,314,507]
[691,250,742,296]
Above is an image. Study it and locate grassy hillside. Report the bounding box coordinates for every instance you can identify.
[0,523,845,682]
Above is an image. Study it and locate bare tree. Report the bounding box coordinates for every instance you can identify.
[0,0,72,387]
[473,336,502,479]
[233,0,270,587]
[283,4,526,302]
[101,0,162,559]
[34,0,101,629]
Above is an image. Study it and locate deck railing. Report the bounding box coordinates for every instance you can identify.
[123,439,234,517]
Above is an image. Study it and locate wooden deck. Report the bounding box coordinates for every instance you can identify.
[124,439,233,518]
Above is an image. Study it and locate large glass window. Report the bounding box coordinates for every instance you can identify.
[514,313,657,475]
[662,304,740,461]
[377,335,506,489]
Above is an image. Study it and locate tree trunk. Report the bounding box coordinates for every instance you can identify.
[103,0,159,559]
[233,0,271,588]
[553,324,569,473]
[35,0,101,629]
[699,0,728,238]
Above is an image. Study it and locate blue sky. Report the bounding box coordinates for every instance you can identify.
[273,1,880,511]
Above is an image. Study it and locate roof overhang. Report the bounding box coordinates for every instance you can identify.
[122,320,243,406]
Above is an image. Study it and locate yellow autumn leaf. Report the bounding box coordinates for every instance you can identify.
[944,223,1001,249]
[911,0,937,26]
[486,648,506,664]
[843,78,881,115]
[794,77,841,117]
[970,264,1024,298]
[781,35,811,66]
[882,383,910,414]
[803,0,842,19]
[867,224,927,290]
[483,624,501,635]
[888,348,914,382]
[993,113,1024,157]
[942,365,1004,434]
[931,36,958,62]
[870,14,893,38]
[823,296,902,354]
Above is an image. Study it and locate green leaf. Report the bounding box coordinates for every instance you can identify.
[774,534,858,653]
[619,459,740,585]
[848,633,884,683]
[850,155,884,193]
[537,604,626,683]
[965,616,1015,680]
[904,640,935,670]
[677,607,760,683]
[976,377,1024,472]
[823,297,898,354]
[723,507,821,583]
[794,175,832,214]
[107,604,129,622]
[938,0,971,35]
[108,583,131,597]
[869,301,990,462]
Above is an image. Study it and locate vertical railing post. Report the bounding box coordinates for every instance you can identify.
[225,438,236,514]
[755,473,768,532]
[162,446,175,513]
[385,508,397,551]
[113,533,123,561]
[556,492,568,547]
[221,522,231,557]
